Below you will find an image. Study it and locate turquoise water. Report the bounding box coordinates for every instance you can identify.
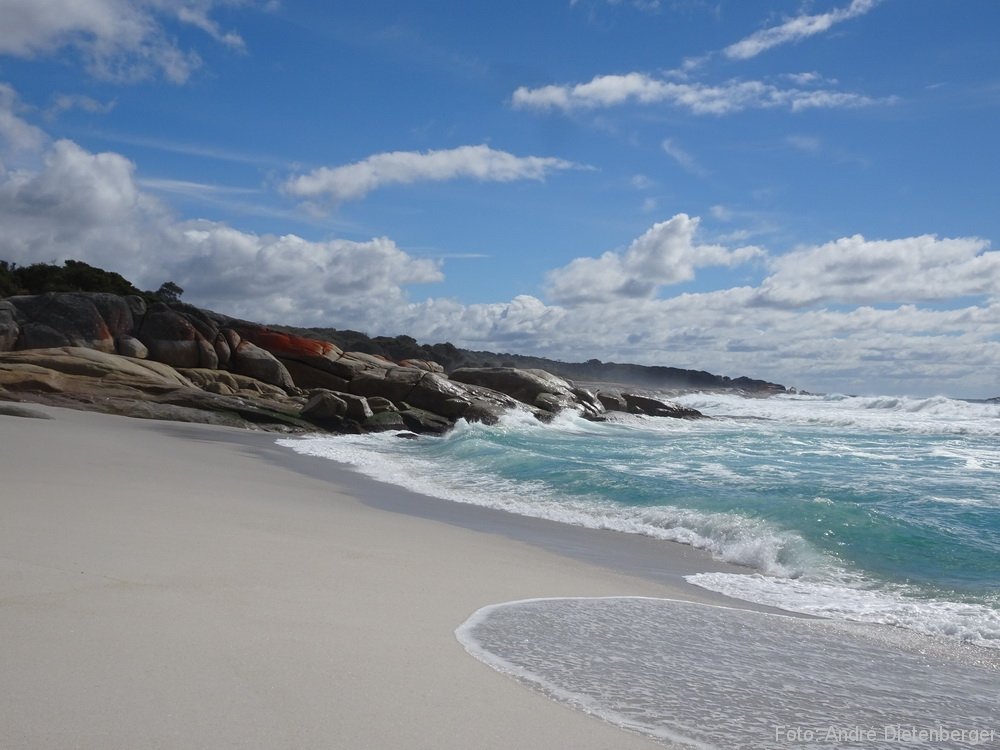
[278,392,1000,648]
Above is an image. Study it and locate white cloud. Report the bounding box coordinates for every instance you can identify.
[755,234,1000,308]
[45,93,117,120]
[662,138,708,177]
[630,173,654,190]
[0,83,48,156]
[709,204,733,221]
[1,125,998,397]
[785,134,822,153]
[512,73,881,115]
[0,0,250,83]
[176,5,246,50]
[785,72,823,86]
[545,214,763,304]
[724,0,881,60]
[0,137,442,327]
[283,144,580,204]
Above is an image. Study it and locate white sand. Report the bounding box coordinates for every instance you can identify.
[1,405,707,749]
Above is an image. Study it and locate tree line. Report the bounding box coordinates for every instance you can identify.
[0,260,182,302]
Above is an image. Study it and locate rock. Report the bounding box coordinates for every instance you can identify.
[449,366,604,417]
[86,293,135,340]
[571,386,605,416]
[136,304,213,369]
[301,390,348,420]
[396,406,453,434]
[0,301,20,351]
[450,367,565,404]
[16,322,70,350]
[177,368,288,398]
[213,333,232,368]
[409,373,524,423]
[622,392,703,419]
[0,347,194,404]
[348,368,523,423]
[278,357,351,391]
[0,403,53,419]
[339,393,373,422]
[124,294,147,321]
[327,351,393,380]
[227,325,358,387]
[116,335,148,359]
[363,411,407,432]
[230,326,343,363]
[597,391,629,412]
[221,328,241,353]
[398,359,444,373]
[0,347,315,432]
[535,392,569,413]
[0,362,67,393]
[8,293,116,353]
[230,341,296,392]
[366,396,397,414]
[346,367,423,402]
[204,381,234,395]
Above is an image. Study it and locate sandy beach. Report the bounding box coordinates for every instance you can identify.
[0,405,746,749]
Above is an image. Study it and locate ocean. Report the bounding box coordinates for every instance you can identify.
[277,392,1000,747]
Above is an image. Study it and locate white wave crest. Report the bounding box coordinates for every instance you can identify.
[276,431,819,577]
[673,392,1000,435]
[687,572,1000,650]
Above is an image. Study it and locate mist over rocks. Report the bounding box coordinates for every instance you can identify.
[0,289,787,434]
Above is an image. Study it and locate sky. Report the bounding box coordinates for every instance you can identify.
[0,0,998,397]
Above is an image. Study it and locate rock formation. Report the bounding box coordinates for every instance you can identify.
[0,291,707,434]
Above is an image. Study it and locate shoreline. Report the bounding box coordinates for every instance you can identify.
[221,426,783,610]
[1,404,743,749]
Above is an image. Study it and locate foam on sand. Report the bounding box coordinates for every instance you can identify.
[457,597,1000,749]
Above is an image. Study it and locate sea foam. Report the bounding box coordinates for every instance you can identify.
[457,597,1000,749]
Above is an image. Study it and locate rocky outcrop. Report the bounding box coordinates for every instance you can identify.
[619,392,702,419]
[0,291,706,434]
[6,293,118,353]
[346,368,530,424]
[0,346,193,389]
[177,368,289,398]
[0,347,311,432]
[450,367,605,418]
[596,391,628,412]
[442,366,702,421]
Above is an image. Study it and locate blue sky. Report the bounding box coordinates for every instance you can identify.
[1,0,998,397]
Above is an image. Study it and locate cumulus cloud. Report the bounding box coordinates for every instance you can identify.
[0,0,249,83]
[0,83,48,155]
[545,214,763,304]
[725,0,881,60]
[512,73,881,115]
[0,137,442,327]
[2,126,998,396]
[755,234,1000,308]
[283,145,580,203]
